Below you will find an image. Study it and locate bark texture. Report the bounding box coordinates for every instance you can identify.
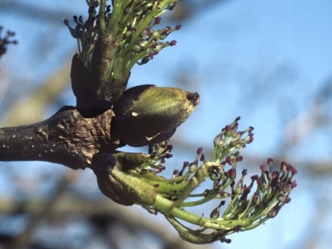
[0,106,119,170]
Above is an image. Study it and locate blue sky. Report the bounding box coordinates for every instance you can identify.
[1,0,332,248]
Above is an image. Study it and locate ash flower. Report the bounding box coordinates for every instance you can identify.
[65,0,181,72]
[93,117,297,244]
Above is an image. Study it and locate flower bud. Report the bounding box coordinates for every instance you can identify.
[112,85,200,146]
[235,182,243,194]
[226,168,236,180]
[210,206,220,219]
[252,194,261,205]
[209,171,219,181]
[189,162,198,173]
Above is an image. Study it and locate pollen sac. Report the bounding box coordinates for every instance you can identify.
[112,85,200,147]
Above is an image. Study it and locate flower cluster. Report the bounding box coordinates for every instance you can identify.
[0,26,17,59]
[64,0,180,70]
[124,117,297,244]
[65,1,298,244]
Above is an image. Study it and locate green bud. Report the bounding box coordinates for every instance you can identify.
[252,194,261,205]
[92,152,156,206]
[210,206,220,219]
[189,162,198,173]
[112,84,200,147]
[133,44,145,53]
[110,164,157,206]
[235,182,243,195]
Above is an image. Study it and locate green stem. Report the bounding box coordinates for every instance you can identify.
[180,192,218,207]
[106,0,123,35]
[222,194,240,219]
[98,0,106,32]
[180,177,233,207]
[154,195,253,230]
[130,172,188,193]
[172,161,211,206]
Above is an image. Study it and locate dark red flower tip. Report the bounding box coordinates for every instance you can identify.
[280,161,288,171]
[224,125,232,132]
[247,134,254,143]
[149,153,156,159]
[291,180,297,188]
[167,144,173,151]
[251,175,259,181]
[225,156,232,165]
[256,176,262,185]
[284,196,291,203]
[271,171,278,180]
[169,40,177,46]
[154,17,161,25]
[243,186,251,194]
[291,166,298,175]
[233,225,241,232]
[149,51,158,56]
[175,24,182,30]
[183,161,189,168]
[165,153,173,158]
[164,26,171,32]
[226,168,236,179]
[259,164,266,172]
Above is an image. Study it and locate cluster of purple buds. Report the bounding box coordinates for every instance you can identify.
[135,19,181,65]
[64,0,181,70]
[134,117,297,244]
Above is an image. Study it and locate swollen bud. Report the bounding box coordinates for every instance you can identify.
[112,85,200,147]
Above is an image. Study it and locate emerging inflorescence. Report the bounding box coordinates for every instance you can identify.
[124,117,297,244]
[64,1,298,244]
[64,0,180,71]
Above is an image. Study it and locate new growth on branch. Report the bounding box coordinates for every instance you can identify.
[0,0,297,245]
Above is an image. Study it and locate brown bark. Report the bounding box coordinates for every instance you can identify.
[0,106,120,170]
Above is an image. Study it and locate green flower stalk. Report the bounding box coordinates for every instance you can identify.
[93,117,297,244]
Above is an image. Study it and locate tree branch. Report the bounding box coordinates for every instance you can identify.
[0,107,119,170]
